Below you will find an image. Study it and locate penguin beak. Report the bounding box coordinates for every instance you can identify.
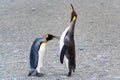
[46,34,60,41]
[71,4,74,12]
[70,4,77,22]
[53,36,60,40]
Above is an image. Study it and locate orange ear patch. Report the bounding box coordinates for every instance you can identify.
[45,34,49,38]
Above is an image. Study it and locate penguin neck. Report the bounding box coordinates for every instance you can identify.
[68,21,76,37]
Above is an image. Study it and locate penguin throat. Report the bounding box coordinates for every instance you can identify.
[72,16,77,21]
[41,42,47,46]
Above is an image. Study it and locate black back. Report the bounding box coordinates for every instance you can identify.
[30,38,45,69]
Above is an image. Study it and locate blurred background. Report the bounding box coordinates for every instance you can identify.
[0,0,120,80]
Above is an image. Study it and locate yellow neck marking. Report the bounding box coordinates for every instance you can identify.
[72,16,77,21]
[41,42,47,46]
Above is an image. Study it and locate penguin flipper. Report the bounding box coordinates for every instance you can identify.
[30,48,38,69]
[60,45,68,64]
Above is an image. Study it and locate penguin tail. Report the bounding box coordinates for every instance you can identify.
[70,64,75,73]
[72,65,76,73]
[68,56,76,74]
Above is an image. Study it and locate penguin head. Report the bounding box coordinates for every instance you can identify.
[45,34,56,41]
[70,4,77,22]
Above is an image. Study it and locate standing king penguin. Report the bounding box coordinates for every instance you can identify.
[28,34,57,77]
[59,4,77,77]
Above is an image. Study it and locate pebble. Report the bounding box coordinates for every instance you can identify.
[52,61,57,64]
[79,48,84,51]
[31,8,36,11]
[92,58,97,61]
[47,73,53,75]
[60,75,67,78]
[86,52,90,55]
[1,5,5,8]
[97,55,102,58]
[0,65,4,68]
[19,60,27,63]
[112,76,120,79]
[90,76,97,80]
[104,69,109,72]
[13,49,20,53]
[7,42,12,46]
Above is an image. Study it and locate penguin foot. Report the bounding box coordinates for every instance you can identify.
[28,71,34,76]
[67,72,71,77]
[73,69,75,72]
[36,72,44,77]
[28,73,31,76]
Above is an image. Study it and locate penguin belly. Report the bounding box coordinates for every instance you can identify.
[36,42,47,73]
[60,26,69,51]
[60,26,70,70]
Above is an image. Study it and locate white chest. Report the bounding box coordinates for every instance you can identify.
[38,44,46,59]
[59,26,69,52]
[36,42,47,72]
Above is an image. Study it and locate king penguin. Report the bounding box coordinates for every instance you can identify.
[28,34,57,77]
[59,4,77,77]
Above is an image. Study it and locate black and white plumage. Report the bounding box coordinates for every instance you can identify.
[28,34,56,77]
[59,4,77,77]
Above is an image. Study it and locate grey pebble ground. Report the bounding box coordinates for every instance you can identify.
[0,0,120,80]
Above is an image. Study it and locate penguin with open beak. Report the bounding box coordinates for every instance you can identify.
[59,4,77,77]
[28,34,57,77]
